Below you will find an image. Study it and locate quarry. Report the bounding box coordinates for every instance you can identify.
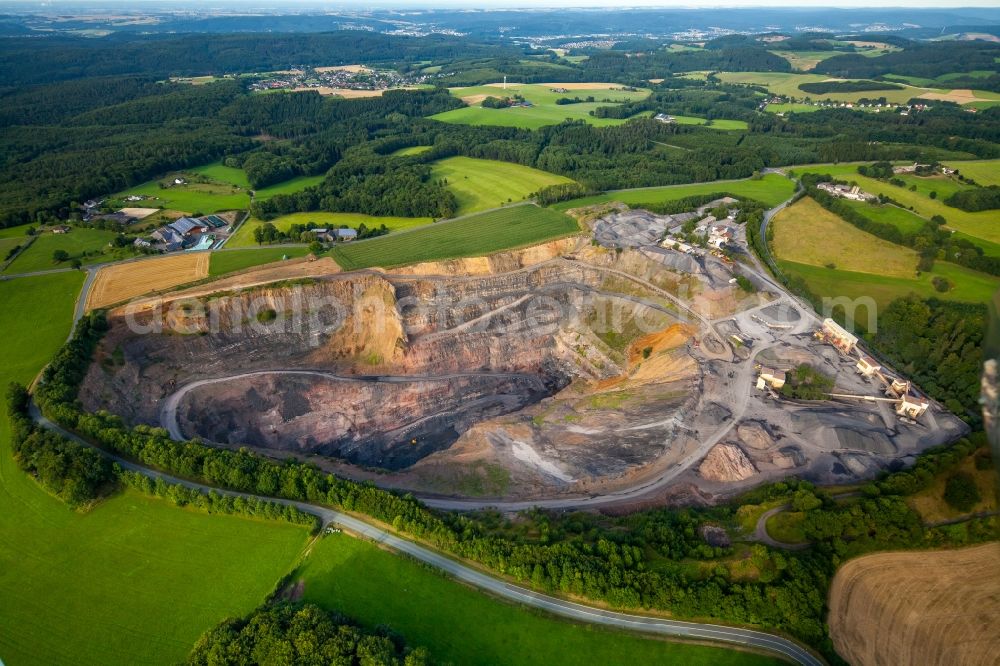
[79,202,969,507]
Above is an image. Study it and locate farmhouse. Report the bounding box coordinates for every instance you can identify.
[654,113,677,124]
[51,225,71,234]
[817,318,858,354]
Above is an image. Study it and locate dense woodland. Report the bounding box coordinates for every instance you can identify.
[189,603,430,666]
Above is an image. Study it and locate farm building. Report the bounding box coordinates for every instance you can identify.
[151,226,184,251]
[169,217,208,237]
[816,182,875,202]
[51,225,71,234]
[817,318,858,354]
[654,113,677,124]
[332,228,358,241]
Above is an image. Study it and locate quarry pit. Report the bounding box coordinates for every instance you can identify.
[80,208,970,506]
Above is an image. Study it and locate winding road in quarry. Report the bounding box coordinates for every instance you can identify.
[159,369,548,442]
[32,405,825,666]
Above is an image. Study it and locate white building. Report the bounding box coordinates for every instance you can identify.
[757,367,787,390]
[819,318,858,354]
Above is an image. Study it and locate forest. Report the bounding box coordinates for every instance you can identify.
[188,602,430,666]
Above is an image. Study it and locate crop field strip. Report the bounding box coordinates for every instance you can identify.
[86,252,211,310]
[330,204,580,270]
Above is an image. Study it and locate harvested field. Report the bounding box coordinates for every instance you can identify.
[86,253,209,310]
[118,207,160,219]
[828,543,1000,666]
[919,88,999,104]
[314,64,371,73]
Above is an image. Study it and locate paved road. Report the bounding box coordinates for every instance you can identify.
[31,406,823,666]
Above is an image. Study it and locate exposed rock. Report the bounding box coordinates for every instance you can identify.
[699,443,757,482]
[699,524,731,548]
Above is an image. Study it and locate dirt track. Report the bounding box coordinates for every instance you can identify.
[828,542,1000,666]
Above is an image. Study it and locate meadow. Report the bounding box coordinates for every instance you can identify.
[3,228,125,274]
[553,173,796,211]
[839,200,928,235]
[772,197,919,277]
[771,196,1000,306]
[391,145,433,157]
[330,204,579,270]
[228,212,433,249]
[209,246,311,276]
[792,163,1000,248]
[298,533,781,666]
[944,158,1000,187]
[715,71,998,106]
[431,156,575,215]
[0,273,311,666]
[430,83,652,130]
[109,162,325,214]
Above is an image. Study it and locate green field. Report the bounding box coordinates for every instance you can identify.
[209,246,311,276]
[228,212,433,248]
[431,83,652,129]
[392,145,433,157]
[0,223,35,239]
[3,228,125,274]
[793,164,1000,247]
[944,159,1000,187]
[764,103,822,114]
[331,205,579,270]
[714,71,970,105]
[298,534,780,666]
[554,173,796,211]
[109,162,324,214]
[840,200,928,235]
[0,273,311,666]
[770,50,846,71]
[778,259,1000,308]
[431,156,575,215]
[765,512,808,544]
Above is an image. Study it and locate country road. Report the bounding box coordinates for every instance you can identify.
[31,405,824,666]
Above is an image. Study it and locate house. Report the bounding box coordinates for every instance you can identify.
[756,367,787,390]
[818,318,858,354]
[133,237,152,248]
[168,217,208,237]
[51,225,71,234]
[856,355,881,378]
[654,113,676,124]
[151,226,184,251]
[332,228,358,241]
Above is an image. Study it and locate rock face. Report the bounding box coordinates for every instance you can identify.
[698,443,757,482]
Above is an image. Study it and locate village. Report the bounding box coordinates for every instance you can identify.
[247,64,429,95]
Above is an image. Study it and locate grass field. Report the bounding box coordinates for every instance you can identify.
[772,197,920,277]
[0,273,311,666]
[765,511,808,544]
[228,212,433,249]
[792,164,1000,247]
[109,162,324,214]
[713,71,993,106]
[763,103,822,114]
[86,252,211,309]
[778,259,1000,307]
[0,223,35,239]
[430,83,652,129]
[330,205,579,270]
[209,246,311,276]
[392,145,433,157]
[839,200,929,236]
[907,451,997,523]
[944,159,1000,187]
[3,228,124,274]
[297,533,781,666]
[431,156,575,215]
[553,173,796,211]
[770,50,846,71]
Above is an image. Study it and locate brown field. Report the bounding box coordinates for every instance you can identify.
[86,253,210,310]
[459,94,491,105]
[314,64,371,74]
[118,207,160,219]
[648,78,665,84]
[919,89,994,104]
[293,87,385,98]
[828,543,1000,666]
[113,256,341,315]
